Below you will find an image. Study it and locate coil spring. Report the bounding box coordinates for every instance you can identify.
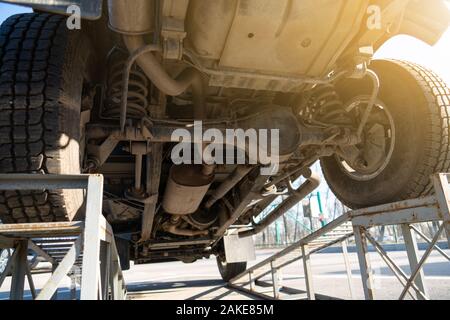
[104,57,149,120]
[310,84,346,124]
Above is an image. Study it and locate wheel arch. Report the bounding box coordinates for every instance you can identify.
[396,0,450,47]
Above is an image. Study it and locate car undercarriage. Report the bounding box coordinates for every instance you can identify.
[0,0,450,280]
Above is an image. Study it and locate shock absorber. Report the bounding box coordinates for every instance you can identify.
[103,52,150,120]
[103,51,151,200]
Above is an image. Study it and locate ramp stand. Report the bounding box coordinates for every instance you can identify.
[0,174,126,300]
[230,174,450,300]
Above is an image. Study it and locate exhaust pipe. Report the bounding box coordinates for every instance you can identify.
[204,165,253,210]
[239,169,321,238]
[108,0,206,119]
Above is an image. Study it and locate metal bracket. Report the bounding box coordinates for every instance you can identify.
[223,230,256,263]
[161,0,189,60]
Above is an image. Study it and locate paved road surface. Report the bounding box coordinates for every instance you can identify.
[2,248,448,300]
[124,248,450,300]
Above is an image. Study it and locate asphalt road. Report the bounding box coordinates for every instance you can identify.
[1,248,449,300]
[124,248,450,300]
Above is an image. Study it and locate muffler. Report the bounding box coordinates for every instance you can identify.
[162,165,214,215]
[107,0,155,35]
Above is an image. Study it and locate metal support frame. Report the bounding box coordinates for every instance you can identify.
[10,241,28,300]
[229,174,450,300]
[341,240,354,299]
[301,245,315,300]
[0,174,127,300]
[270,262,280,299]
[401,224,428,299]
[353,226,374,300]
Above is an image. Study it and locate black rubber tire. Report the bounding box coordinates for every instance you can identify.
[216,256,247,282]
[0,13,94,223]
[321,60,450,209]
[115,237,131,271]
[0,248,12,275]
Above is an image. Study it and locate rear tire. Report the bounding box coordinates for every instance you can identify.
[322,60,450,208]
[0,249,12,276]
[0,13,95,223]
[115,237,130,271]
[216,256,247,282]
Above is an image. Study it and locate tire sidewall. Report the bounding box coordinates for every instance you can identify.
[53,25,96,220]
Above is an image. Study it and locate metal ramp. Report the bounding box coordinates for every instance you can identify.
[0,175,127,300]
[229,174,450,300]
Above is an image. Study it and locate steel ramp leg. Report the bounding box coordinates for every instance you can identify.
[100,241,112,300]
[399,224,445,299]
[401,224,428,300]
[364,231,426,300]
[80,175,104,300]
[270,262,280,299]
[432,174,450,249]
[444,222,450,250]
[118,276,126,300]
[25,263,36,299]
[70,275,77,300]
[248,271,255,292]
[10,240,28,300]
[341,240,354,299]
[353,226,374,300]
[51,263,59,300]
[110,262,119,300]
[301,245,315,300]
[110,239,123,300]
[50,263,58,300]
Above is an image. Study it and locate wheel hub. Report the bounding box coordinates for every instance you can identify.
[337,101,396,181]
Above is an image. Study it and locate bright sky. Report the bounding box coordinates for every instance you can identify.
[374,3,450,85]
[376,29,450,84]
[0,3,32,23]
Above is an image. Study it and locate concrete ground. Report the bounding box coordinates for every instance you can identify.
[2,247,449,300]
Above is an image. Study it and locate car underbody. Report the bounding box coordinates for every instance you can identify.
[0,0,449,278]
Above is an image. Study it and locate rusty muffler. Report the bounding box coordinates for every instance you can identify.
[162,165,214,215]
[107,0,155,35]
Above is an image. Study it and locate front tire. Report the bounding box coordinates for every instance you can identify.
[0,249,12,276]
[0,13,95,223]
[216,256,247,282]
[322,60,450,209]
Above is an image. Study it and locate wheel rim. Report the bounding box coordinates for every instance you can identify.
[336,100,396,181]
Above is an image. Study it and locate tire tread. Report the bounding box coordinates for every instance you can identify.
[393,60,450,198]
[0,13,71,223]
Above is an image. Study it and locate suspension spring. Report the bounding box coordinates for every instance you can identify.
[103,55,150,120]
[311,84,346,124]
